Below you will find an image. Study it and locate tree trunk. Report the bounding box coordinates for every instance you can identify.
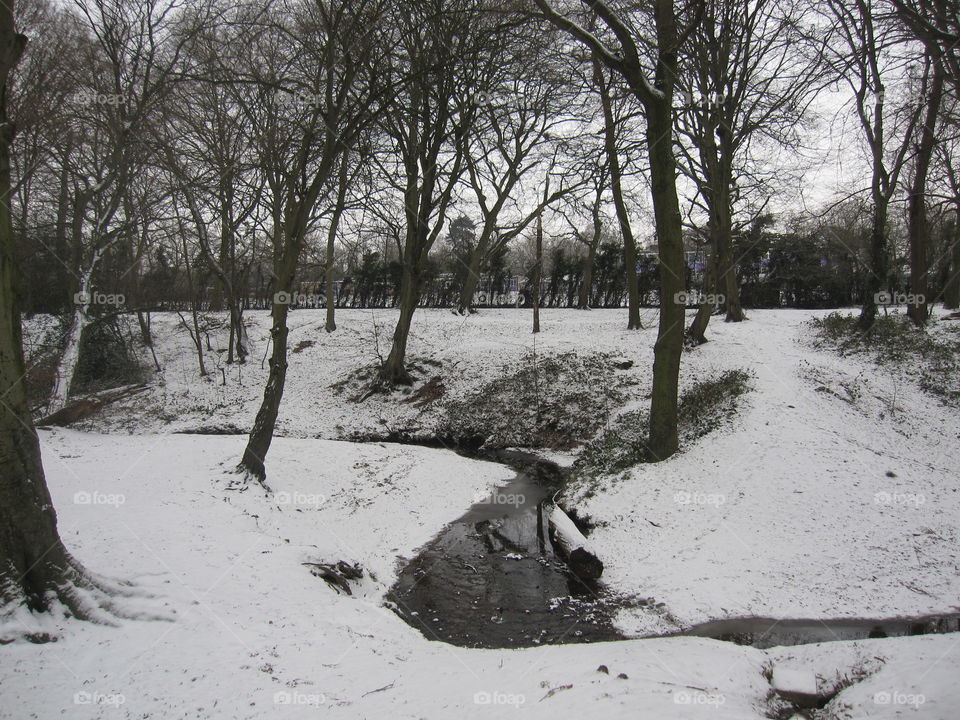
[578,242,597,309]
[596,58,641,329]
[548,505,602,580]
[906,61,944,326]
[380,261,419,384]
[944,215,960,309]
[457,244,485,314]
[240,300,290,481]
[645,98,685,461]
[325,151,350,333]
[240,215,303,481]
[48,262,97,413]
[858,196,891,331]
[688,242,717,344]
[533,210,543,333]
[0,11,113,631]
[715,182,743,322]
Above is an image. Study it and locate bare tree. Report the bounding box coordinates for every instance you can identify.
[41,0,211,413]
[456,28,582,315]
[676,0,827,341]
[234,0,393,480]
[904,50,946,325]
[376,0,486,384]
[535,0,702,460]
[824,0,928,330]
[594,56,644,328]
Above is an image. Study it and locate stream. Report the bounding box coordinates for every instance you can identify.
[387,449,624,648]
[386,445,960,651]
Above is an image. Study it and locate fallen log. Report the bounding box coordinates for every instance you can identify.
[36,383,149,427]
[548,505,603,580]
[304,560,364,595]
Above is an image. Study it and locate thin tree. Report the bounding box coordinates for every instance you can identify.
[594,56,643,328]
[238,0,392,480]
[824,0,926,330]
[377,0,486,384]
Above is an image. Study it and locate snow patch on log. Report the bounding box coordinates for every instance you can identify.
[548,505,603,580]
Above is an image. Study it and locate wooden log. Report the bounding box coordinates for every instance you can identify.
[548,505,603,580]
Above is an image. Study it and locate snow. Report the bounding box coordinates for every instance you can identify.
[5,307,960,718]
[771,665,818,696]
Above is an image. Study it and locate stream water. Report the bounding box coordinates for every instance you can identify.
[387,447,960,651]
[387,450,623,648]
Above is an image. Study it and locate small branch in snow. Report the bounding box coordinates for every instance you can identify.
[361,682,395,697]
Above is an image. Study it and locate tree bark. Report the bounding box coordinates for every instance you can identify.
[596,61,641,329]
[944,215,960,310]
[380,260,419,384]
[858,196,890,330]
[688,241,717,344]
[906,59,944,326]
[645,96,685,461]
[240,233,297,480]
[0,9,113,631]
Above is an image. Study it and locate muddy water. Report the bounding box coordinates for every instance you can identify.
[677,614,960,649]
[386,451,623,648]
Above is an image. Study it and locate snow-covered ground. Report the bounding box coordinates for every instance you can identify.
[4,307,959,718]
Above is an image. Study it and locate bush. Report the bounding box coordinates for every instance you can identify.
[437,351,627,449]
[72,317,146,395]
[571,369,753,482]
[809,312,960,404]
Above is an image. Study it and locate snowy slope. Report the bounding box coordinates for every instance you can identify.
[2,428,956,719]
[5,307,959,718]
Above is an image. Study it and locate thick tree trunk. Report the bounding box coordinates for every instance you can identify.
[380,261,419,384]
[457,245,484,314]
[548,505,602,580]
[0,12,118,631]
[906,62,944,326]
[857,197,890,330]
[645,99,685,461]
[715,184,743,322]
